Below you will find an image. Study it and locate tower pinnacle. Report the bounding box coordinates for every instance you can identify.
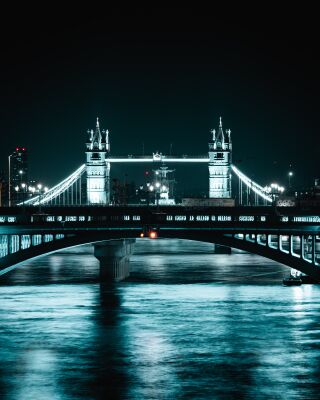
[208,117,232,199]
[86,118,110,204]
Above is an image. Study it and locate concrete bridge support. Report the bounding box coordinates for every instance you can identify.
[94,239,135,282]
[214,244,232,254]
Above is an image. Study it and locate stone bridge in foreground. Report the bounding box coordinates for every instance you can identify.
[0,206,319,281]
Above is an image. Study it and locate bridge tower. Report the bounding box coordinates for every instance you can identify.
[208,117,232,198]
[86,118,110,204]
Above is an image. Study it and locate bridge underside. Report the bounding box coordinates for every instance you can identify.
[0,230,319,281]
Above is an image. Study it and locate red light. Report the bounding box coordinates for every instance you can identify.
[149,231,157,239]
[16,147,19,151]
[145,171,149,176]
[22,147,26,151]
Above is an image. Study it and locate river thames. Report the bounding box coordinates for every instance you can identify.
[1,239,320,399]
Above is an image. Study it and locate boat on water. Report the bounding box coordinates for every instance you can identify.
[282,277,302,286]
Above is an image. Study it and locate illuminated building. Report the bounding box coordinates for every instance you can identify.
[208,117,232,198]
[86,118,110,204]
[151,166,175,205]
[9,146,28,205]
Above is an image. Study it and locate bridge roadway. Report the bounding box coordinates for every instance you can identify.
[0,206,320,280]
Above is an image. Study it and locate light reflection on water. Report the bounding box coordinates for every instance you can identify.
[0,239,320,399]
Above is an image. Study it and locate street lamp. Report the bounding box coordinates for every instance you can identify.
[264,183,285,205]
[14,183,28,205]
[288,171,293,188]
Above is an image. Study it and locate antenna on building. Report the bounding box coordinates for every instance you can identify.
[106,129,110,151]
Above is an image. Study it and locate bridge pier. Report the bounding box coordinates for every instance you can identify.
[214,244,232,254]
[93,239,135,282]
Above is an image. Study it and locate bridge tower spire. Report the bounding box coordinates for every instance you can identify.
[85,118,110,204]
[208,117,232,198]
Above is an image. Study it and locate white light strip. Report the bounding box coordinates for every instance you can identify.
[107,157,210,163]
[18,159,272,207]
[231,165,272,202]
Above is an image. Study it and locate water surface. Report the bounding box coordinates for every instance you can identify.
[1,239,319,399]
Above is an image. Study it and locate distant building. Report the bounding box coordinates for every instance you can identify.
[277,179,320,208]
[9,147,28,205]
[136,167,176,205]
[298,178,320,208]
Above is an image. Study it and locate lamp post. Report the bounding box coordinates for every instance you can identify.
[149,184,154,205]
[155,181,161,206]
[288,171,293,189]
[14,183,28,206]
[21,183,26,205]
[264,183,285,206]
[36,184,49,211]
[37,184,43,208]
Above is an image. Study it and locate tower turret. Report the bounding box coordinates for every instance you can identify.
[85,118,110,204]
[208,117,232,198]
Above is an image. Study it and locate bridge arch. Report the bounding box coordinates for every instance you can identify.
[1,230,319,280]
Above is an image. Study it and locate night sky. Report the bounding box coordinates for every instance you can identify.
[0,10,318,194]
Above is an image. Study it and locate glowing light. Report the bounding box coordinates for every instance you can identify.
[149,231,157,239]
[265,183,285,194]
[149,185,154,191]
[155,182,160,188]
[140,233,144,238]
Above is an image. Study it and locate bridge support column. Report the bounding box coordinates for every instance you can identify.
[94,239,135,282]
[312,235,316,265]
[214,244,231,254]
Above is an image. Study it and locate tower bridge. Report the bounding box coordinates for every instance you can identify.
[20,117,273,207]
[3,117,318,282]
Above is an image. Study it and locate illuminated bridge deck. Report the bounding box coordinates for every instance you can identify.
[0,206,319,234]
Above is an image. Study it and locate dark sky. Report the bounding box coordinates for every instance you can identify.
[0,9,318,193]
